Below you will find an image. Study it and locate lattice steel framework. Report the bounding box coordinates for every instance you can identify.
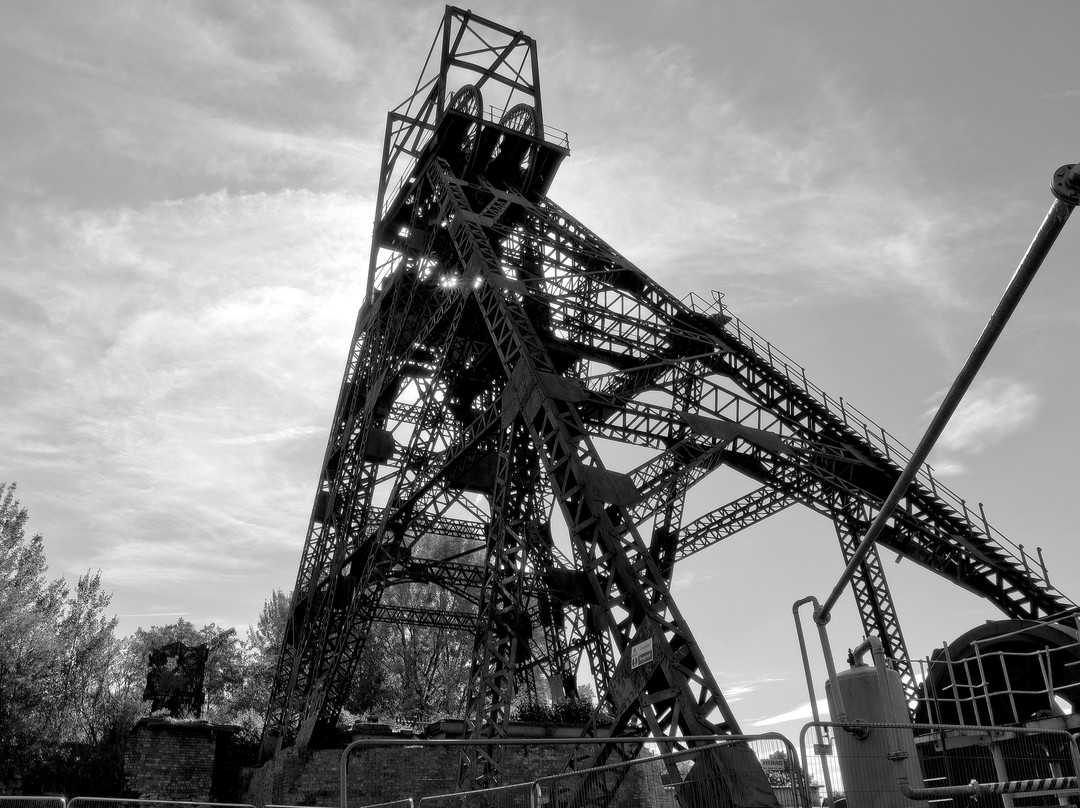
[262,4,1076,789]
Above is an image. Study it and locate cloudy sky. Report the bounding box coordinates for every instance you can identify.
[3,1,1079,742]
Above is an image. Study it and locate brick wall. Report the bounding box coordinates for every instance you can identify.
[244,741,679,807]
[124,719,216,800]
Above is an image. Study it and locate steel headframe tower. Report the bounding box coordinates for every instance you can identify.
[263,4,1076,789]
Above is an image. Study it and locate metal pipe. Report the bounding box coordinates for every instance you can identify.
[792,597,839,802]
[816,170,1077,626]
[900,776,1080,801]
[794,597,832,725]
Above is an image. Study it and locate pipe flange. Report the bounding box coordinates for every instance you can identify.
[1051,164,1080,205]
[842,719,870,740]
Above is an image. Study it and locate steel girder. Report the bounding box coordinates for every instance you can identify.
[496,188,1071,628]
[454,166,1073,691]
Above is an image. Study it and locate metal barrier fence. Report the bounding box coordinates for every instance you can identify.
[342,733,806,808]
[68,799,256,808]
[534,735,802,808]
[0,799,67,808]
[800,721,1080,808]
[416,780,537,807]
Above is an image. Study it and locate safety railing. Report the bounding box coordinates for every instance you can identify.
[380,93,570,223]
[342,733,806,808]
[682,289,1056,596]
[800,720,1080,808]
[457,97,570,150]
[915,627,1080,727]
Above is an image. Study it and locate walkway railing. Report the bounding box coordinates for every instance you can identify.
[682,289,1059,596]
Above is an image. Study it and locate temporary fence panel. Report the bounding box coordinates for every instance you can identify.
[0,798,66,808]
[341,733,805,808]
[534,735,805,808]
[68,799,256,808]
[800,721,1080,808]
[416,781,537,808]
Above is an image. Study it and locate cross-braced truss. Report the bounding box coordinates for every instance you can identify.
[261,4,1076,792]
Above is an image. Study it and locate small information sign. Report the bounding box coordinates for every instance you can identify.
[630,638,653,670]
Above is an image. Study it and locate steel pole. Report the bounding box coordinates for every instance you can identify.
[816,164,1079,625]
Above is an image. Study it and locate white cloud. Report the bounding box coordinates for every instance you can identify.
[2,0,1075,661]
[550,37,1009,315]
[221,426,324,445]
[0,189,369,599]
[1039,90,1080,100]
[934,377,1040,455]
[753,698,831,727]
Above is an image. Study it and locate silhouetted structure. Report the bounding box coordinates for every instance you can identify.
[262,4,1076,791]
[144,641,208,718]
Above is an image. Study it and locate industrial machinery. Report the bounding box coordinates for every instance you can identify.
[261,5,1080,799]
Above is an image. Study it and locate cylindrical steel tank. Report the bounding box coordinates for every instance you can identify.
[825,662,927,808]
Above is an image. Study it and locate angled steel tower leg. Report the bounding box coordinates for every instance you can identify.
[831,500,916,705]
[262,7,1078,800]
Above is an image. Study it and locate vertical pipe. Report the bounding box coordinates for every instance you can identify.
[793,595,845,807]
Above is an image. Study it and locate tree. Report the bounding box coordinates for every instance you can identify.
[761,749,817,791]
[0,482,67,787]
[229,588,290,741]
[121,617,245,722]
[360,583,471,727]
[0,479,489,792]
[55,571,122,746]
[0,483,129,794]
